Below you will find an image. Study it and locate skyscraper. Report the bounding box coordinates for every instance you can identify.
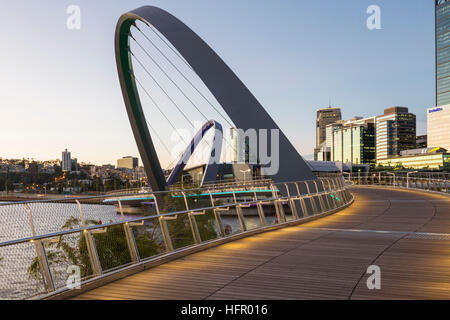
[375,107,416,161]
[436,0,450,107]
[315,107,342,160]
[61,149,71,172]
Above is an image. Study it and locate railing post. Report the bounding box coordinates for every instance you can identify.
[25,204,55,292]
[330,178,343,205]
[271,184,286,223]
[312,181,325,213]
[253,189,267,227]
[118,200,139,263]
[285,184,299,219]
[76,200,102,277]
[294,182,308,217]
[320,179,333,210]
[182,192,202,244]
[209,190,225,237]
[232,190,247,231]
[304,181,319,215]
[327,178,339,207]
[338,176,350,203]
[154,196,174,252]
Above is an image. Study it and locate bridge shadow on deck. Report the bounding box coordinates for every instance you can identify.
[71,187,450,300]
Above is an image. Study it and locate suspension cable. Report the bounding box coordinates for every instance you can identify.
[133,24,235,129]
[137,21,193,70]
[130,28,240,159]
[130,32,211,123]
[129,49,199,133]
[131,72,206,166]
[130,32,239,159]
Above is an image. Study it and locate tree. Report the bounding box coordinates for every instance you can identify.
[28,216,164,281]
[160,190,218,249]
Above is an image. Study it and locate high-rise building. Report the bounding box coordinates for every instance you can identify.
[328,117,376,165]
[436,0,450,107]
[117,156,139,169]
[375,107,416,161]
[427,105,450,150]
[314,106,342,161]
[62,149,71,172]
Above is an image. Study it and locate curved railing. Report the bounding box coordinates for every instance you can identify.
[104,177,274,195]
[343,172,450,194]
[0,176,352,300]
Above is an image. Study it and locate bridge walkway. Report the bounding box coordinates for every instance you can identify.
[72,187,450,300]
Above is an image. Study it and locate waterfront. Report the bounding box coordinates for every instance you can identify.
[0,202,278,299]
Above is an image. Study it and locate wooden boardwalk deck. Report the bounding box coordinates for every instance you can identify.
[72,187,450,300]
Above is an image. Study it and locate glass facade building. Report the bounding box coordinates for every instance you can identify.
[375,107,416,160]
[436,0,450,106]
[329,118,376,165]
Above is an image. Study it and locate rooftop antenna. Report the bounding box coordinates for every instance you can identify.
[328,97,331,108]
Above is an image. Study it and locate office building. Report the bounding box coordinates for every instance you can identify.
[328,117,376,165]
[427,105,450,150]
[315,107,342,160]
[416,135,428,149]
[62,149,71,172]
[375,107,416,160]
[377,147,450,170]
[117,156,139,169]
[436,0,450,106]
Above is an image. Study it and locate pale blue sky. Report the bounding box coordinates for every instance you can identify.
[0,0,435,165]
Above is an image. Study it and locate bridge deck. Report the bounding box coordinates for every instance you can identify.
[72,187,450,300]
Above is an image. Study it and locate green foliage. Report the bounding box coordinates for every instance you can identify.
[161,190,218,249]
[28,216,163,280]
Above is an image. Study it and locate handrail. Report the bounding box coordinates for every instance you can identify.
[104,178,274,195]
[344,173,450,195]
[0,176,352,300]
[0,178,326,207]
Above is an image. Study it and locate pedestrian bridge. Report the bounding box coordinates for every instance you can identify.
[0,175,449,300]
[71,186,450,300]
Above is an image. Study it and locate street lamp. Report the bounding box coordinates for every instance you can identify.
[407,171,418,189]
[240,169,251,185]
[386,172,395,187]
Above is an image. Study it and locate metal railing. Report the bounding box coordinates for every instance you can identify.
[344,172,450,194]
[105,177,274,195]
[0,176,352,300]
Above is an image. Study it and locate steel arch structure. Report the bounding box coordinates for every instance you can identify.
[166,120,223,186]
[115,5,316,192]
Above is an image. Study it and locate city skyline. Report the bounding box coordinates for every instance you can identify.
[0,1,434,165]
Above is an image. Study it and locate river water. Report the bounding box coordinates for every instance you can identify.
[0,202,276,299]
